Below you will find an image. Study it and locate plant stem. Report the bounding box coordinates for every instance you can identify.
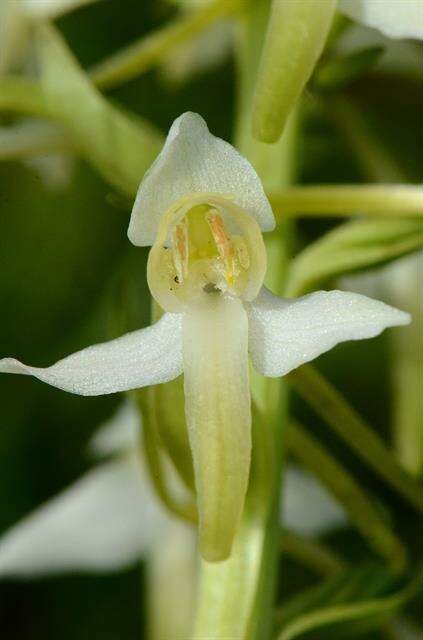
[289,365,423,514]
[280,529,346,577]
[90,0,242,89]
[269,184,423,219]
[326,96,423,477]
[287,420,406,572]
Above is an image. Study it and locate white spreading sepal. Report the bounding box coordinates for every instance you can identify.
[128,112,274,246]
[247,287,411,377]
[0,313,183,395]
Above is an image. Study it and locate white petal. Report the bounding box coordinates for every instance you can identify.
[89,400,140,458]
[0,456,165,577]
[128,112,274,246]
[0,313,183,396]
[247,287,411,377]
[22,0,102,20]
[339,0,423,40]
[283,466,346,536]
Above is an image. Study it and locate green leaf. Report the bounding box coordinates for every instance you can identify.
[36,24,163,196]
[286,218,423,296]
[287,420,407,571]
[288,365,423,517]
[276,565,423,640]
[314,47,384,92]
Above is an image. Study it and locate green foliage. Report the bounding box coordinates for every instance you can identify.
[37,24,163,196]
[314,47,384,92]
[276,564,423,640]
[287,218,423,295]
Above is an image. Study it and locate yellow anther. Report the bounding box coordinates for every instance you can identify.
[206,209,236,284]
[234,237,250,271]
[172,218,189,283]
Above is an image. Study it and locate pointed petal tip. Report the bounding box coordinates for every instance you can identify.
[0,358,30,375]
[248,287,412,378]
[0,314,183,396]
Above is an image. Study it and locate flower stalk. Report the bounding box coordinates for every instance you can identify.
[269,184,423,219]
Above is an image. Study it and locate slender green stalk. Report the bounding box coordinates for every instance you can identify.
[269,184,423,219]
[326,95,406,183]
[90,0,242,89]
[252,0,336,142]
[146,522,197,640]
[280,529,346,577]
[0,77,49,117]
[287,420,406,571]
[327,96,423,477]
[276,565,423,640]
[135,389,197,524]
[289,365,423,514]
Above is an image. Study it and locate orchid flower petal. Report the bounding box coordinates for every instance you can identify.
[0,456,165,577]
[128,112,274,246]
[0,313,183,396]
[247,287,411,377]
[22,0,102,20]
[283,466,346,536]
[183,295,251,562]
[339,0,423,40]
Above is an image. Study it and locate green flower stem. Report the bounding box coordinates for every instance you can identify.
[280,529,346,577]
[287,420,407,571]
[325,95,406,183]
[134,389,197,524]
[0,122,73,159]
[276,565,423,640]
[90,0,242,90]
[288,365,423,515]
[269,185,423,219]
[286,217,423,297]
[252,0,336,143]
[193,2,296,637]
[0,77,48,117]
[146,522,196,640]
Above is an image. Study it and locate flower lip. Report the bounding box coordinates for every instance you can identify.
[147,192,267,313]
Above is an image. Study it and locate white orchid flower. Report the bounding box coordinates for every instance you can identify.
[338,0,423,41]
[0,401,345,578]
[0,112,409,561]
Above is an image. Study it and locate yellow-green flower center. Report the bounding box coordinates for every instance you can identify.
[147,193,267,312]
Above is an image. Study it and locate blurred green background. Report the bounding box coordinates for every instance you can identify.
[0,1,422,638]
